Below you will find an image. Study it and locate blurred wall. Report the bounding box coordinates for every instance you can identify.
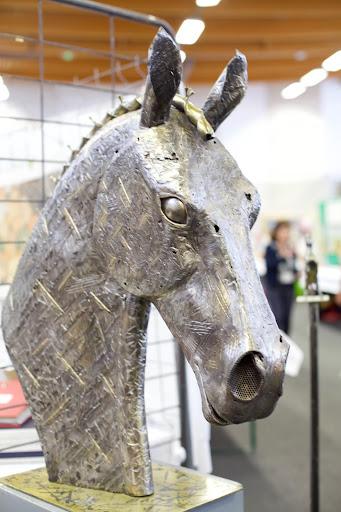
[1,75,340,254]
[194,78,340,256]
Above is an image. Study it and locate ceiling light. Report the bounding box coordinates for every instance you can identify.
[176,19,205,45]
[293,50,307,62]
[300,68,328,87]
[180,50,187,63]
[196,0,221,6]
[0,76,10,102]
[15,36,24,43]
[281,82,306,100]
[322,50,341,72]
[62,50,74,62]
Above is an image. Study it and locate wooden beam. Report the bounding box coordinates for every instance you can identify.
[2,12,341,44]
[3,53,340,84]
[187,58,341,82]
[2,0,341,20]
[2,39,341,65]
[1,0,341,84]
[2,36,341,58]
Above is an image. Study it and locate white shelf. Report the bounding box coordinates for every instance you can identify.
[318,265,341,295]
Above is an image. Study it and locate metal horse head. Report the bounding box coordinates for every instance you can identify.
[2,29,288,497]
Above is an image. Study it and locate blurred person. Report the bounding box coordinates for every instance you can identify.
[264,221,299,334]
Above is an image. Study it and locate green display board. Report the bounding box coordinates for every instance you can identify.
[319,198,341,265]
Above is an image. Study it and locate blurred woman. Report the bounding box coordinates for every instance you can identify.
[264,221,298,334]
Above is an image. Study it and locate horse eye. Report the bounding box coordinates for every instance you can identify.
[161,197,187,225]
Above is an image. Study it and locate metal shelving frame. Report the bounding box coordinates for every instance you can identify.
[0,0,192,466]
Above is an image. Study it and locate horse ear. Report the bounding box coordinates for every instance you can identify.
[202,51,247,131]
[140,28,182,128]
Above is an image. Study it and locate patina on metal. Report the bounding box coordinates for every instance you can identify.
[1,28,289,497]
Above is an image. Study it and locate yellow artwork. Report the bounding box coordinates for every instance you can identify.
[0,167,58,283]
[1,464,242,512]
[0,184,40,283]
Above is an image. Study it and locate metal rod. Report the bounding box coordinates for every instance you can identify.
[310,301,320,512]
[38,0,46,204]
[146,405,179,416]
[177,345,194,469]
[249,420,257,452]
[0,115,92,128]
[2,72,142,95]
[304,237,321,512]
[0,403,28,412]
[109,15,116,108]
[0,440,41,453]
[73,57,144,85]
[148,337,174,346]
[0,241,27,245]
[52,0,174,37]
[0,200,44,204]
[149,437,181,450]
[0,157,64,164]
[146,371,179,382]
[0,31,144,63]
[0,450,43,459]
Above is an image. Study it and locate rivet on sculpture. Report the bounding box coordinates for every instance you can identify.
[1,29,289,497]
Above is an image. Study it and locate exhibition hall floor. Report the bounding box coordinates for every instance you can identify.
[211,306,340,512]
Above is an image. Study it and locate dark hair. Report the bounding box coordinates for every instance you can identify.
[271,221,290,241]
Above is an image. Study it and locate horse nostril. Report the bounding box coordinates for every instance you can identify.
[229,352,264,402]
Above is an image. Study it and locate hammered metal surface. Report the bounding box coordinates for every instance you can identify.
[203,51,248,131]
[1,28,288,497]
[0,465,242,512]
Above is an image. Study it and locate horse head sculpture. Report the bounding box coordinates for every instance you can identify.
[1,29,289,497]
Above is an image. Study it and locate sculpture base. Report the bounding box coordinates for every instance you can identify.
[0,464,243,511]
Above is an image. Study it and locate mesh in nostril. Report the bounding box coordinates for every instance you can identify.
[229,352,264,401]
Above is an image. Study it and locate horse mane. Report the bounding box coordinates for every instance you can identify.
[62,93,214,178]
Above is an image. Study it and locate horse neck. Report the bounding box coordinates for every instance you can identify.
[3,252,154,495]
[100,291,153,494]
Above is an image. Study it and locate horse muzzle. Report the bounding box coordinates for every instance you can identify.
[193,336,289,426]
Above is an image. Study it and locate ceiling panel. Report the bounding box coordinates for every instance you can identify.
[0,0,340,84]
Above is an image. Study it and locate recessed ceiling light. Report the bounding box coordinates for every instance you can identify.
[293,50,307,62]
[0,76,10,102]
[176,19,205,45]
[15,36,24,43]
[281,82,306,100]
[196,0,221,6]
[322,50,341,72]
[300,68,328,87]
[62,50,74,62]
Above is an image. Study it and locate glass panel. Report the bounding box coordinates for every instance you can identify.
[145,374,179,412]
[0,160,43,201]
[0,201,40,242]
[0,242,26,284]
[43,121,89,163]
[0,76,41,120]
[0,119,42,161]
[44,161,61,199]
[146,340,176,380]
[44,82,112,125]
